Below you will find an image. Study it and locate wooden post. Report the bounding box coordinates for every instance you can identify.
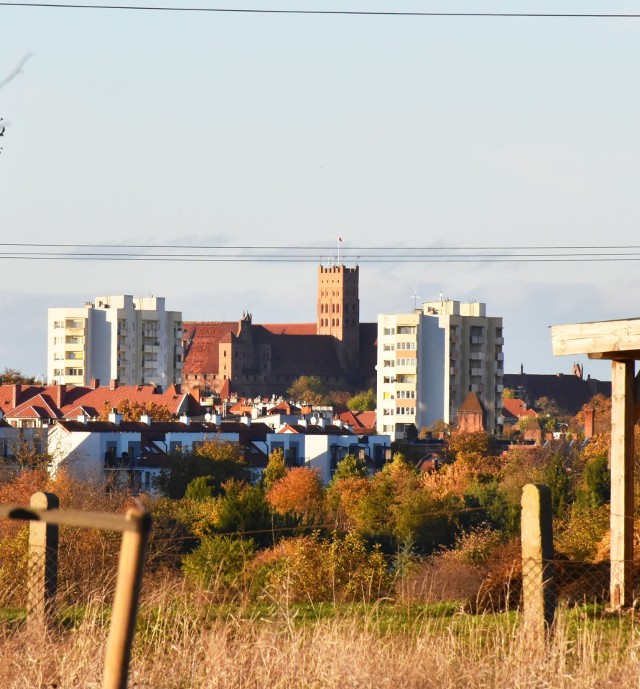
[27,491,59,630]
[102,508,152,689]
[609,360,635,610]
[521,484,555,637]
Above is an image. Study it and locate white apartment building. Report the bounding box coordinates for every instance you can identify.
[377,300,504,440]
[48,295,183,388]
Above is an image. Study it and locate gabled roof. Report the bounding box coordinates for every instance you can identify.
[1,383,193,421]
[275,423,354,436]
[182,321,240,375]
[268,401,301,415]
[7,393,61,420]
[335,409,377,431]
[502,398,537,421]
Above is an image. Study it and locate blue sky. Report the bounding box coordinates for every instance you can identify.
[2,1,640,380]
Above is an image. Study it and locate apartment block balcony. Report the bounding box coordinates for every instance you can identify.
[469,350,486,361]
[143,345,160,354]
[470,336,486,345]
[495,337,504,345]
[64,342,84,352]
[496,352,504,361]
[470,367,484,377]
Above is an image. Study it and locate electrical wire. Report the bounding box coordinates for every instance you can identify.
[1,2,640,17]
[0,242,639,263]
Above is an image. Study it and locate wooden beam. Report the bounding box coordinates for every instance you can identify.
[589,350,640,361]
[551,319,640,356]
[609,360,635,610]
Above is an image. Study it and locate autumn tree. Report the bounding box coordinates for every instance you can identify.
[266,467,325,524]
[347,389,376,412]
[99,399,174,422]
[446,431,494,473]
[0,367,37,385]
[287,376,329,405]
[156,438,248,499]
[263,447,286,490]
[331,453,368,483]
[571,394,612,436]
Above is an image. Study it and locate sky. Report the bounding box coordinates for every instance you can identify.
[2,0,640,381]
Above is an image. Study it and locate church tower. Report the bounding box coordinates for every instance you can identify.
[317,264,360,368]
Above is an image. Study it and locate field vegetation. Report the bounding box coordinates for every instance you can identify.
[2,394,640,687]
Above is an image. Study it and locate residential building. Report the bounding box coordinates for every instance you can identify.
[0,381,197,428]
[47,416,271,490]
[377,299,504,440]
[264,421,391,484]
[48,295,183,388]
[45,412,390,489]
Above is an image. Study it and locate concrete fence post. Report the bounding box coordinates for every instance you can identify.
[27,491,59,629]
[521,484,556,637]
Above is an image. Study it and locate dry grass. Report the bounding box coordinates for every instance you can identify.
[1,586,640,689]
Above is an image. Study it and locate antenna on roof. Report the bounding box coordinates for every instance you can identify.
[411,288,421,309]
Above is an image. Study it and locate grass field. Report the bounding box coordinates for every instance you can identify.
[2,586,639,689]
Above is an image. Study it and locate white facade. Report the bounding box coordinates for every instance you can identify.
[265,429,391,484]
[48,295,183,388]
[377,300,504,440]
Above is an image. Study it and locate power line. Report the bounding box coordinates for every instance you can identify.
[1,2,640,17]
[1,242,640,250]
[1,242,639,264]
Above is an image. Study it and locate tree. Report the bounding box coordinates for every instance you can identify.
[571,394,612,435]
[266,467,325,524]
[263,448,286,490]
[347,389,376,413]
[331,453,368,483]
[213,480,274,545]
[99,399,174,422]
[156,439,248,499]
[0,367,36,385]
[447,431,493,473]
[287,376,329,405]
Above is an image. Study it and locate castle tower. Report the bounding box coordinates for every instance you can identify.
[317,264,360,368]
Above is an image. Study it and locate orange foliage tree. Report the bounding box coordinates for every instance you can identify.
[99,399,174,422]
[266,467,325,524]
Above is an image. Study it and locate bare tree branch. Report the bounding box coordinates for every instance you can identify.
[0,53,32,91]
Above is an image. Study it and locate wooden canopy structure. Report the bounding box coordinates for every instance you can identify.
[551,318,640,609]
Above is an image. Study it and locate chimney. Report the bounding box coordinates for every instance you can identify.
[108,409,123,425]
[54,384,67,409]
[180,415,190,426]
[110,379,118,390]
[77,414,88,425]
[90,378,100,390]
[240,416,250,427]
[12,384,21,409]
[140,414,152,425]
[584,408,595,439]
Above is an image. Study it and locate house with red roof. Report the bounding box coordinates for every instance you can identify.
[0,381,197,429]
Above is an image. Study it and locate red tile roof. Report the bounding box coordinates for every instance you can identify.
[502,398,537,420]
[261,323,317,336]
[182,322,239,375]
[1,384,192,420]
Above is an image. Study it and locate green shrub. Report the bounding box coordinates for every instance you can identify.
[182,535,255,591]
